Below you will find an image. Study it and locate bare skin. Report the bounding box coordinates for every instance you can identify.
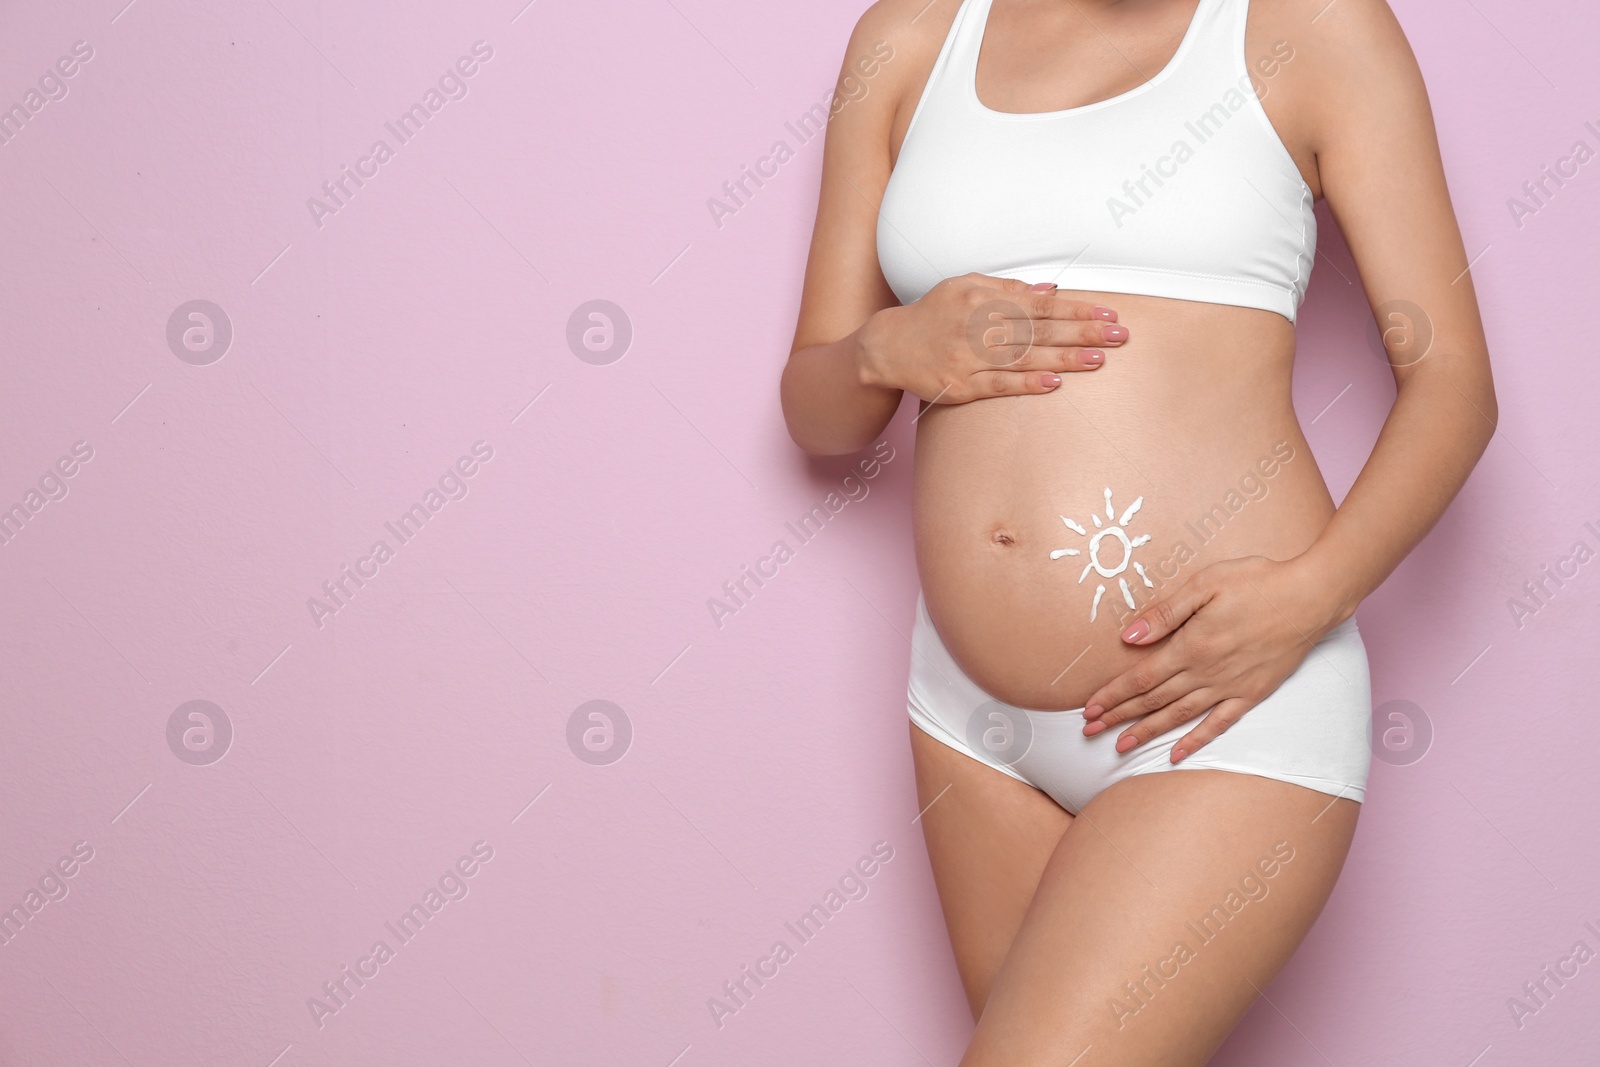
[781,0,1496,1061]
[912,723,1360,1065]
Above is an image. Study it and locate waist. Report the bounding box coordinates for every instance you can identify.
[909,294,1332,708]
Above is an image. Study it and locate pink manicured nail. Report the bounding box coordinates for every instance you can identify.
[1084,703,1104,720]
[1042,372,1062,387]
[1083,720,1107,736]
[1116,734,1139,753]
[1080,349,1104,366]
[1092,305,1118,321]
[1122,620,1150,643]
[1102,324,1129,343]
[1172,748,1188,763]
[1029,282,1058,291]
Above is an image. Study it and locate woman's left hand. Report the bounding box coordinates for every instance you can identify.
[1081,554,1343,761]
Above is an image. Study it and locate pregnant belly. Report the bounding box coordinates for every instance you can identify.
[912,294,1336,711]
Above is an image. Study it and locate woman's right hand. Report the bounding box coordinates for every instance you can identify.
[853,273,1128,404]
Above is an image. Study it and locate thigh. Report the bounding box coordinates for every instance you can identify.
[910,722,1073,1020]
[962,768,1361,1067]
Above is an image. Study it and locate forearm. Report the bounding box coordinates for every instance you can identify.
[1297,358,1497,626]
[780,317,903,457]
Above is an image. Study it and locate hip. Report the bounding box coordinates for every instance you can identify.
[906,590,1373,814]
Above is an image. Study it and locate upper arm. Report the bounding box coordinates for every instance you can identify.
[1295,0,1494,406]
[788,0,951,355]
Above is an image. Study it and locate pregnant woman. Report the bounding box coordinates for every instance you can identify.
[781,0,1495,1062]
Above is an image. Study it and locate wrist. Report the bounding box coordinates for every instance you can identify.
[853,307,896,391]
[1286,546,1365,630]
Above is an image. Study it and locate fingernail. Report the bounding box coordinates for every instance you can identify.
[1030,282,1058,291]
[1092,305,1118,321]
[1172,747,1187,763]
[1084,703,1104,720]
[1116,734,1139,753]
[1080,349,1104,366]
[1121,620,1150,643]
[1083,720,1107,736]
[1042,372,1062,387]
[1102,324,1129,343]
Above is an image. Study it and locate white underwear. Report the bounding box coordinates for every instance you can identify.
[907,592,1373,814]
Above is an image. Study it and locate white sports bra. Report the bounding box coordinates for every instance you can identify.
[877,0,1316,322]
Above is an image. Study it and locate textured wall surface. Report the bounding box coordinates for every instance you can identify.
[1,0,1596,1064]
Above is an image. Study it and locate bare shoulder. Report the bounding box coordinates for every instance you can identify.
[1245,0,1433,194]
[844,0,959,69]
[1245,0,1418,65]
[1289,0,1417,55]
[1260,0,1428,138]
[1249,0,1474,342]
[833,0,963,150]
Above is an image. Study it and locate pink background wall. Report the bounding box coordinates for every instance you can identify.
[1,0,1596,1063]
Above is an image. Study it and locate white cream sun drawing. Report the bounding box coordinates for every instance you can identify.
[1050,487,1155,621]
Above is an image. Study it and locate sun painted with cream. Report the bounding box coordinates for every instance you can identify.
[1050,488,1155,621]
